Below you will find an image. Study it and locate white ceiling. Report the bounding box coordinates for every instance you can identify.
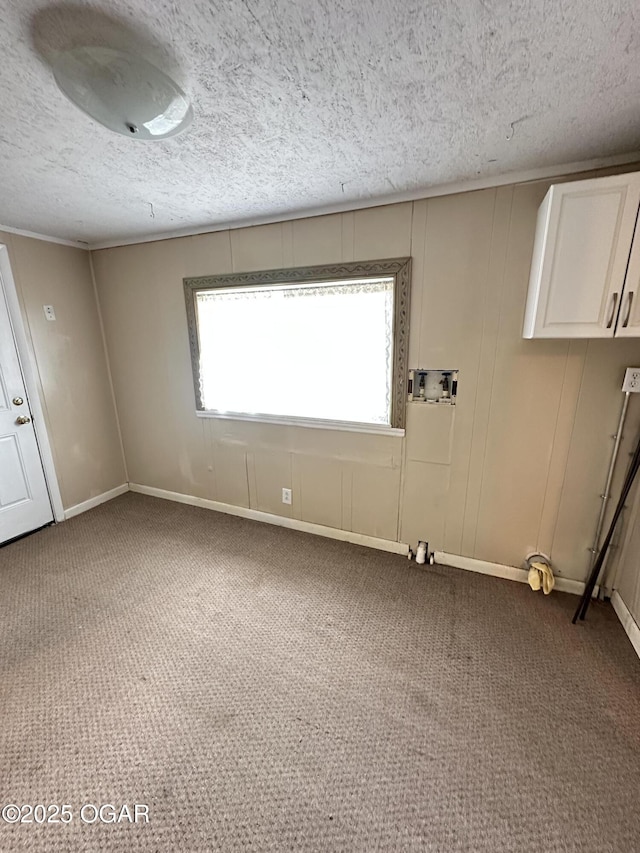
[1,0,639,247]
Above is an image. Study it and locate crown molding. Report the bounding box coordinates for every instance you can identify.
[0,222,89,250]
[88,150,640,250]
[3,150,640,252]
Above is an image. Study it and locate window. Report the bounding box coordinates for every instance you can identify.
[184,258,411,431]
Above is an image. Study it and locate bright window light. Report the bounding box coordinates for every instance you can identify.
[194,277,394,425]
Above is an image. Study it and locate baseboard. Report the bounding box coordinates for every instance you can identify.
[434,551,597,597]
[611,591,640,660]
[129,483,409,556]
[65,484,605,599]
[64,484,129,520]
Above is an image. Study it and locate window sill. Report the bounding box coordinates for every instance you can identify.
[195,410,405,437]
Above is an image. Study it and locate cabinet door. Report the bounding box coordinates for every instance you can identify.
[523,175,640,338]
[614,221,640,337]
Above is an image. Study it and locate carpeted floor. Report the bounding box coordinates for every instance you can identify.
[0,493,639,852]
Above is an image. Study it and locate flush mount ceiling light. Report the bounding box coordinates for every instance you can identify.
[50,46,192,140]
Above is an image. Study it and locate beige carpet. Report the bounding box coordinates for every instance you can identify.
[0,492,639,852]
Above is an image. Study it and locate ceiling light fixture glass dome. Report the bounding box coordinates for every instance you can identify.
[50,46,193,140]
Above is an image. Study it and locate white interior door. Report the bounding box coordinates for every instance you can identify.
[0,285,53,543]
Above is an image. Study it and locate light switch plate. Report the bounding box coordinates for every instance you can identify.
[43,305,56,321]
[622,367,640,392]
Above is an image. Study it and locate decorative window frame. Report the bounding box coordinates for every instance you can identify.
[183,257,411,430]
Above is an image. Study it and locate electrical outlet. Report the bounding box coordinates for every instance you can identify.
[282,488,292,505]
[43,304,56,321]
[622,367,640,393]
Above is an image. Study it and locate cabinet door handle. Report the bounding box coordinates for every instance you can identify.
[607,292,619,329]
[623,291,634,328]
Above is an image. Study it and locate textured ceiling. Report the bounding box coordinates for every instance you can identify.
[0,1,639,246]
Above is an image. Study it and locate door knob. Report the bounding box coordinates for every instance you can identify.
[12,397,24,406]
[16,415,31,425]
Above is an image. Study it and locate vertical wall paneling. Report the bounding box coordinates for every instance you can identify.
[94,175,640,581]
[353,203,413,261]
[473,182,569,565]
[341,212,355,261]
[341,465,354,533]
[549,340,640,577]
[459,186,514,556]
[293,214,343,267]
[351,462,401,542]
[281,221,295,268]
[408,200,428,369]
[153,238,211,500]
[295,454,343,530]
[535,339,587,557]
[253,450,294,517]
[230,222,285,272]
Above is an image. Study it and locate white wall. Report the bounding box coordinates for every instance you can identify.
[1,230,126,509]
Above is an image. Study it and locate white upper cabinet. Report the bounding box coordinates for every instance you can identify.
[523,173,640,338]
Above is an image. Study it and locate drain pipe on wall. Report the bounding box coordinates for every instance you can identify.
[589,389,631,595]
[589,367,640,598]
[574,397,640,622]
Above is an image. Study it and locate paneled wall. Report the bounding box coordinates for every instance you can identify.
[0,231,126,509]
[93,172,640,582]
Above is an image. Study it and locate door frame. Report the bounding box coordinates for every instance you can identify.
[0,243,64,523]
